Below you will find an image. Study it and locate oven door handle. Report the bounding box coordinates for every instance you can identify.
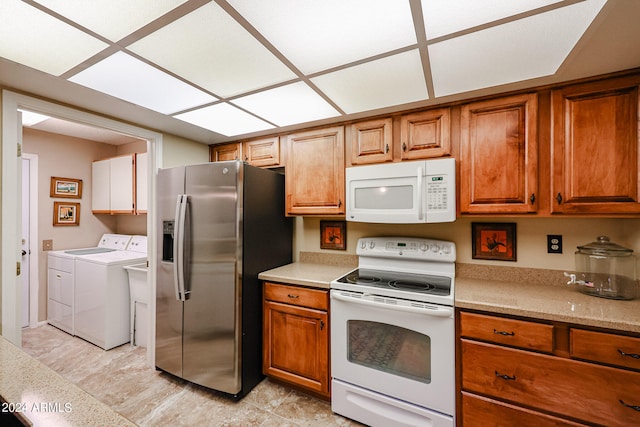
[331,292,453,317]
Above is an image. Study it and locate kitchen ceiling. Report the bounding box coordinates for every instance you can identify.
[1,0,640,145]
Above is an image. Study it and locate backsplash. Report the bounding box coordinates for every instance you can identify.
[456,263,568,287]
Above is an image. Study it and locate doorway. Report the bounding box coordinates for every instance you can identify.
[2,90,162,367]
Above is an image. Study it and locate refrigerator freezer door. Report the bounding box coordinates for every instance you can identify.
[156,166,185,379]
[182,162,242,394]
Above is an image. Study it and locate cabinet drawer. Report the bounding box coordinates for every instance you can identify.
[461,339,640,427]
[462,392,586,427]
[264,282,328,310]
[571,328,640,371]
[460,312,554,353]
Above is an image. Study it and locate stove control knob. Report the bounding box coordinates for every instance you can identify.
[442,245,452,254]
[430,244,440,253]
[419,243,428,252]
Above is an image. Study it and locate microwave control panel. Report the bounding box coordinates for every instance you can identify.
[426,175,449,211]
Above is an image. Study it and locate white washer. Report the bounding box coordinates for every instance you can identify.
[74,236,147,350]
[47,234,132,335]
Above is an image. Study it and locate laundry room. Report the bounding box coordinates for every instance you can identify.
[21,121,148,337]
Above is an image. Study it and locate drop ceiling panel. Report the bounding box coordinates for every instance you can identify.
[228,0,417,74]
[421,0,563,39]
[174,103,275,137]
[0,0,107,76]
[233,82,341,127]
[429,0,607,97]
[311,50,428,114]
[127,2,297,98]
[32,0,189,42]
[69,52,218,114]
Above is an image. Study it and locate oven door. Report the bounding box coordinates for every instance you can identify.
[330,290,455,417]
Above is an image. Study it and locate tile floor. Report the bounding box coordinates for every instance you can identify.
[22,325,364,426]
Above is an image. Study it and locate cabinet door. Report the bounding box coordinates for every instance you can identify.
[400,108,451,160]
[136,152,148,213]
[91,158,110,213]
[109,155,135,214]
[348,117,393,165]
[285,126,345,215]
[460,94,538,214]
[243,137,281,167]
[210,143,241,162]
[551,76,640,214]
[263,300,329,397]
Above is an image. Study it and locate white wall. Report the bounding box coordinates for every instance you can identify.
[297,216,640,274]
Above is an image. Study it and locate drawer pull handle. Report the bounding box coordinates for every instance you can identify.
[287,294,299,299]
[618,349,640,359]
[619,400,640,411]
[493,329,515,336]
[495,371,516,381]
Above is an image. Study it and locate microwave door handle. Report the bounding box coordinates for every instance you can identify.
[417,167,424,220]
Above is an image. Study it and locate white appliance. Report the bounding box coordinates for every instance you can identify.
[74,235,147,350]
[331,237,456,427]
[345,158,456,224]
[47,234,132,335]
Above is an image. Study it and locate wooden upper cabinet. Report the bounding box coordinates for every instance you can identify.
[285,126,345,216]
[551,75,640,214]
[210,143,240,162]
[348,118,393,165]
[242,136,281,167]
[459,93,538,214]
[400,108,451,160]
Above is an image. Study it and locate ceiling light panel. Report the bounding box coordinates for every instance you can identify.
[128,2,297,98]
[228,0,417,74]
[32,0,188,42]
[311,50,428,114]
[233,82,341,127]
[174,103,275,137]
[422,0,563,40]
[428,0,607,97]
[69,51,218,114]
[0,0,107,76]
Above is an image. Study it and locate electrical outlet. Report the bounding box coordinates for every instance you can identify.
[43,239,53,251]
[547,235,562,254]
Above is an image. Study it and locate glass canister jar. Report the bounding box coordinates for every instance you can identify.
[574,236,637,300]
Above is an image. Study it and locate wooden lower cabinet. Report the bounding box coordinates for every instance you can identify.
[459,310,640,427]
[263,282,330,399]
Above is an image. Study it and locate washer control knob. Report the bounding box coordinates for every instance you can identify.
[369,241,376,249]
[361,241,367,249]
[430,244,440,253]
[419,243,428,252]
[442,245,452,254]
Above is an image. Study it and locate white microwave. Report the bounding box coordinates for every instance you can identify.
[345,158,456,224]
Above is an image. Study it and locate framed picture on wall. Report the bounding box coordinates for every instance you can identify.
[320,220,346,250]
[50,176,83,199]
[53,201,80,226]
[471,222,516,261]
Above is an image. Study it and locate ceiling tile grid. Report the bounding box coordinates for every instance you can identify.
[0,0,625,140]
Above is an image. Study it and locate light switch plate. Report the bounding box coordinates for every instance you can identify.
[43,239,53,251]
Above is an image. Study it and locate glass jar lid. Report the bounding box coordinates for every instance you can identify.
[577,236,634,256]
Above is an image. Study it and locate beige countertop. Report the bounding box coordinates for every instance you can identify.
[260,259,640,334]
[0,337,135,427]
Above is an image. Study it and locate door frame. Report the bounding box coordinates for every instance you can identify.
[22,153,39,328]
[2,90,162,366]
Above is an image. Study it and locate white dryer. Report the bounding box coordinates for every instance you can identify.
[47,234,132,335]
[74,235,148,350]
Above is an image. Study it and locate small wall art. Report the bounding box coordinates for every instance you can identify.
[320,220,346,250]
[50,176,83,199]
[471,222,516,261]
[53,201,80,226]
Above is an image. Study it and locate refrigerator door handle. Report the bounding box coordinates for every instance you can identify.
[173,194,188,301]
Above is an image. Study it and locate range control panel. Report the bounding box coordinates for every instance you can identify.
[357,237,456,262]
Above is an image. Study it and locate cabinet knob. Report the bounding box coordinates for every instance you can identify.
[493,329,515,336]
[556,192,563,204]
[402,142,407,152]
[529,193,535,204]
[287,294,299,299]
[618,349,640,359]
[338,199,342,208]
[385,144,389,153]
[619,400,640,412]
[495,370,516,381]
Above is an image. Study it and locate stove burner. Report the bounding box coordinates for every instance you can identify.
[346,272,381,284]
[388,280,433,292]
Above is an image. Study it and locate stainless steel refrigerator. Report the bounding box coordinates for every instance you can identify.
[155,161,292,398]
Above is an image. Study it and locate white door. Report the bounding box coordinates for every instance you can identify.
[21,158,30,328]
